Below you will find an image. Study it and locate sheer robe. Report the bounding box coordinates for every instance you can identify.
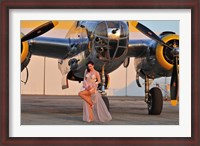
[82,70,112,122]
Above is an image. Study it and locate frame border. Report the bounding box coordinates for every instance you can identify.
[1,0,199,145]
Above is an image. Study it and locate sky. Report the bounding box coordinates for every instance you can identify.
[21,20,179,35]
[139,20,179,34]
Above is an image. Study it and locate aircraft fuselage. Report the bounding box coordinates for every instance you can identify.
[66,21,129,79]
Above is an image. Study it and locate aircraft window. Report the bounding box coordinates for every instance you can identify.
[120,24,125,37]
[107,21,119,28]
[115,47,125,57]
[119,39,127,47]
[82,21,98,32]
[120,22,129,37]
[95,22,107,37]
[109,40,118,58]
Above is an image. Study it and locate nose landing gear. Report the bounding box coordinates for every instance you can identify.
[99,64,110,111]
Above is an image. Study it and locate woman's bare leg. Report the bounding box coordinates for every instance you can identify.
[79,90,94,121]
[87,103,94,122]
[79,90,93,107]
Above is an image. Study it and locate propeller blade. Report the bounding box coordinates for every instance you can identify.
[131,21,173,50]
[170,56,179,106]
[21,21,58,42]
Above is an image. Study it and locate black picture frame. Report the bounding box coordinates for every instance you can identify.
[1,0,199,145]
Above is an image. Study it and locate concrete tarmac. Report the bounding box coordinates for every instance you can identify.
[21,95,179,125]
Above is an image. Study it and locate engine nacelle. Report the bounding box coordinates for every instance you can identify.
[21,33,31,71]
[155,34,179,70]
[134,32,179,79]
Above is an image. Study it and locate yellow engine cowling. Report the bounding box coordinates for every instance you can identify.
[156,34,179,70]
[21,33,31,71]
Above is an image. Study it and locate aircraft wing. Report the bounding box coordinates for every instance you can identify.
[29,36,88,59]
[127,39,151,57]
[21,20,89,71]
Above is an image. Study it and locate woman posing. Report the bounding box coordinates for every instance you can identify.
[78,61,112,122]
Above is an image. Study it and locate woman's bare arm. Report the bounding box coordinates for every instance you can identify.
[96,71,101,84]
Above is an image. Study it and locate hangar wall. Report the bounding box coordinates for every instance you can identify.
[21,57,170,97]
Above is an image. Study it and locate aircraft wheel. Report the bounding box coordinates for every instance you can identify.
[102,95,110,111]
[148,87,163,115]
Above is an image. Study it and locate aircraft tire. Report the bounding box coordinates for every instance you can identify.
[102,95,110,111]
[148,87,163,115]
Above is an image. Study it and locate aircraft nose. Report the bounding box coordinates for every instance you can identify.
[93,21,129,60]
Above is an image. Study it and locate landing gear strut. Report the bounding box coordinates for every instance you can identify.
[101,64,106,95]
[100,63,110,111]
[145,76,163,115]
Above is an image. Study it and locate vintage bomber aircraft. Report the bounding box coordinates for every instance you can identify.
[21,20,179,115]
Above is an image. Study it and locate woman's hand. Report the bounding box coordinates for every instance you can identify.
[83,81,88,88]
[86,85,92,91]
